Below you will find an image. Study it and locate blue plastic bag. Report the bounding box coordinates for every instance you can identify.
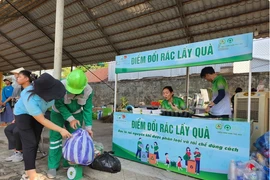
[253,131,269,158]
[63,128,95,166]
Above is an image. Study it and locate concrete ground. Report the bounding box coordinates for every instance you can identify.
[0,120,196,180]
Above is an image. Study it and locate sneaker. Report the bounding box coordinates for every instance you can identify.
[20,173,29,180]
[5,152,16,162]
[47,169,56,179]
[12,152,23,162]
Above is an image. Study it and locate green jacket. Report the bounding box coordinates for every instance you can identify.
[52,80,93,130]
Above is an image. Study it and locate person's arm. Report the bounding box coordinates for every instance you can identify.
[54,98,74,122]
[83,92,93,137]
[210,77,227,106]
[2,87,13,105]
[178,98,186,110]
[32,114,71,138]
[212,89,225,105]
[22,96,71,138]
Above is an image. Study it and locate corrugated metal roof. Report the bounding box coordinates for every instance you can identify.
[0,0,269,72]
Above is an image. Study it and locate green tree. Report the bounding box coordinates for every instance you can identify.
[61,62,109,78]
[61,67,71,79]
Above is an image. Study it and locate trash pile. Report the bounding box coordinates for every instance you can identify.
[228,132,269,180]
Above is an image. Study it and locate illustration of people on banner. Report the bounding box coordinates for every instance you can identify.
[133,139,202,175]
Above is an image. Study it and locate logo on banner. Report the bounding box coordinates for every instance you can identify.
[224,124,232,131]
[215,123,223,130]
[227,38,233,43]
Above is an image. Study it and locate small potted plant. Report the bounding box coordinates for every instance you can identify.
[120,97,128,112]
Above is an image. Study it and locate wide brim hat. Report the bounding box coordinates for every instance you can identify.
[33,73,66,101]
[10,67,24,74]
[3,77,12,83]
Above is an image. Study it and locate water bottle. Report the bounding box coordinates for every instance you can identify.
[228,160,237,180]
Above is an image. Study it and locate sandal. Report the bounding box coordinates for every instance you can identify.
[34,173,48,180]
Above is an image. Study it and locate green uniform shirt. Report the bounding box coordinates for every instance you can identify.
[146,146,149,153]
[54,82,94,129]
[137,141,142,150]
[154,145,159,152]
[211,75,231,116]
[161,96,186,110]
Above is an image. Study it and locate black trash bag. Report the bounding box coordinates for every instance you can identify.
[90,151,121,173]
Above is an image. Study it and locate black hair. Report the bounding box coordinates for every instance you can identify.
[200,66,215,78]
[154,142,158,145]
[235,87,243,93]
[165,153,168,155]
[186,147,190,151]
[19,70,38,83]
[163,86,174,93]
[178,156,182,161]
[20,70,38,101]
[251,88,257,92]
[195,147,199,150]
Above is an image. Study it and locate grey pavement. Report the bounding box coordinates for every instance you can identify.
[0,120,195,180]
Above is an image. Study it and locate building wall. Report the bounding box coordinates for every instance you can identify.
[90,72,269,107]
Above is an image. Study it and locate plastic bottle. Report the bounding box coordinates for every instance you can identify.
[228,160,237,180]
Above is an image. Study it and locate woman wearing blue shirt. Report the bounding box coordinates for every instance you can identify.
[0,77,14,126]
[14,70,71,180]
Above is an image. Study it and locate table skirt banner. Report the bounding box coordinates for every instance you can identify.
[112,112,250,180]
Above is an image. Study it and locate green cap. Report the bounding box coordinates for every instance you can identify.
[66,69,87,94]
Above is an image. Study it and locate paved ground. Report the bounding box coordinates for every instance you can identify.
[0,120,196,180]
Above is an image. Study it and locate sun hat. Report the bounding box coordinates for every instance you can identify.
[33,73,66,102]
[3,77,12,83]
[10,67,24,74]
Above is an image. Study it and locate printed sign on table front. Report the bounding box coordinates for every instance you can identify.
[112,112,250,180]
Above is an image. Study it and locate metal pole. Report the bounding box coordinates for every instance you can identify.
[247,60,252,123]
[114,74,118,112]
[53,0,64,80]
[185,67,190,108]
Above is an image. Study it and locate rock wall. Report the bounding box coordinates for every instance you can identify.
[89,72,269,107]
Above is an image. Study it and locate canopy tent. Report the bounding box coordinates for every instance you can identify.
[0,0,268,72]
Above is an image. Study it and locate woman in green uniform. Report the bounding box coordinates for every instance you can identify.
[161,86,186,111]
[47,69,94,179]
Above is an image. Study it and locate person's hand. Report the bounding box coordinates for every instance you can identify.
[70,120,81,129]
[11,120,15,124]
[60,128,72,138]
[169,102,178,111]
[205,106,210,113]
[2,102,6,106]
[208,101,215,107]
[87,129,94,138]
